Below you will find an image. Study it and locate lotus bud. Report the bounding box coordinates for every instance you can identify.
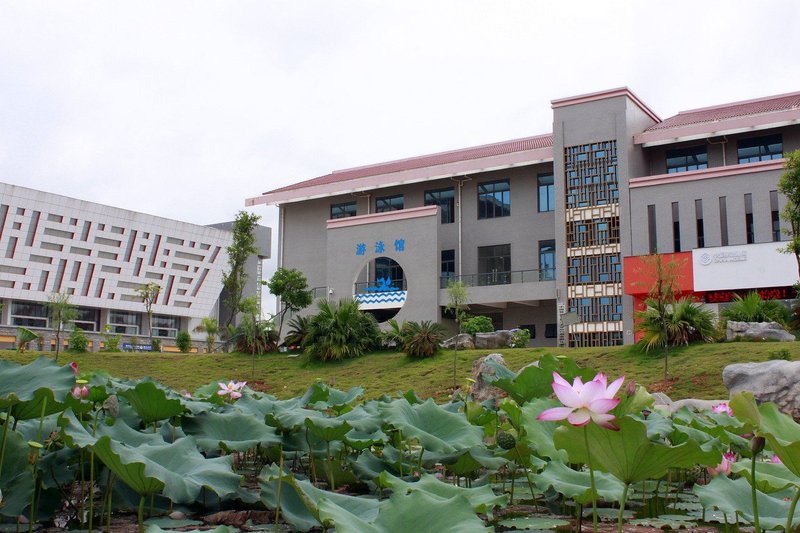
[625,380,637,396]
[69,362,79,376]
[751,436,766,455]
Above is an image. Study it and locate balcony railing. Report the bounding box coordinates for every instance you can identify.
[440,268,555,289]
[354,279,409,294]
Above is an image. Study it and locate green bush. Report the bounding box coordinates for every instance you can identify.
[68,327,89,353]
[509,328,531,348]
[303,298,380,362]
[768,348,791,360]
[635,297,717,353]
[101,325,121,352]
[151,338,162,352]
[380,319,407,351]
[462,315,494,335]
[175,331,192,353]
[234,317,278,354]
[402,320,445,359]
[721,292,790,325]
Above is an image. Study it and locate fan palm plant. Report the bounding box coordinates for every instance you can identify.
[402,320,446,359]
[193,317,220,353]
[721,291,790,325]
[636,296,716,353]
[303,298,380,361]
[284,314,311,350]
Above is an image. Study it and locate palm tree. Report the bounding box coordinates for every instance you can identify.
[721,292,789,324]
[402,321,446,358]
[636,296,716,353]
[303,299,380,361]
[194,317,220,353]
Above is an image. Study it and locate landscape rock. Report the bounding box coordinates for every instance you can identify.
[468,353,508,405]
[725,321,796,342]
[651,392,673,406]
[474,330,513,349]
[724,360,800,420]
[442,333,475,350]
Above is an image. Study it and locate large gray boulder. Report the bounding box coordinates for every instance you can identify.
[726,321,796,342]
[474,330,513,349]
[468,353,508,405]
[723,360,800,420]
[442,333,475,350]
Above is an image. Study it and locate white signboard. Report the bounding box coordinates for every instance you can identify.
[692,242,796,292]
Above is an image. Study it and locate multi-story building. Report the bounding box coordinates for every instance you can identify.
[0,182,270,351]
[246,88,800,347]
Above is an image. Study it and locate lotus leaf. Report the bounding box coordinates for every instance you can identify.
[318,490,491,532]
[304,417,352,443]
[378,398,482,453]
[731,459,800,493]
[497,516,571,530]
[350,449,403,480]
[534,459,625,504]
[484,354,595,405]
[695,474,800,529]
[0,357,75,410]
[376,471,507,516]
[59,411,168,449]
[554,416,720,484]
[119,381,185,426]
[0,428,34,517]
[301,382,364,413]
[182,411,281,452]
[520,398,568,461]
[145,527,237,533]
[425,445,508,476]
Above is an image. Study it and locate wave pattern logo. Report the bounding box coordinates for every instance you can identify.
[355,290,407,309]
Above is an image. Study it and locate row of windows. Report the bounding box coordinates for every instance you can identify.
[329,174,557,222]
[7,301,181,337]
[439,241,556,286]
[647,191,781,253]
[666,134,783,174]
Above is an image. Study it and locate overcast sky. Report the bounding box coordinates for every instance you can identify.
[2,1,800,314]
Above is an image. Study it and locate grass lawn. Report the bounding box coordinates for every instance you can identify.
[2,341,798,401]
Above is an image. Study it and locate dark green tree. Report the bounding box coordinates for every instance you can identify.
[135,282,161,347]
[222,211,261,331]
[778,149,800,278]
[266,267,313,338]
[46,291,77,362]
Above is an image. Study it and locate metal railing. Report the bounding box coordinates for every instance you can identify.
[440,268,555,289]
[354,279,408,294]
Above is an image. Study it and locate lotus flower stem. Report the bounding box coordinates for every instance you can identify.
[786,487,800,533]
[513,449,538,511]
[584,426,598,533]
[37,397,47,443]
[137,495,145,533]
[752,453,761,533]
[275,451,284,533]
[106,473,115,532]
[617,483,629,533]
[0,408,11,481]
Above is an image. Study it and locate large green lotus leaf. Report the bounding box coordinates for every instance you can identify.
[671,407,750,448]
[377,471,507,516]
[350,450,403,481]
[731,459,800,493]
[520,398,568,461]
[92,435,241,501]
[483,360,556,405]
[611,384,654,419]
[641,411,674,439]
[338,404,384,435]
[535,459,625,505]
[259,464,379,532]
[436,446,508,476]
[499,398,523,430]
[182,411,281,452]
[59,411,168,450]
[0,356,75,410]
[265,403,325,432]
[319,490,491,533]
[554,416,720,484]
[343,428,387,451]
[0,428,35,517]
[304,417,352,443]
[301,382,364,413]
[378,398,482,453]
[118,381,185,426]
[695,474,800,529]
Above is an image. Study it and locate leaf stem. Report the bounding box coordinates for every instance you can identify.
[275,451,284,533]
[618,483,629,533]
[584,426,598,533]
[137,495,145,533]
[751,454,760,533]
[786,485,800,533]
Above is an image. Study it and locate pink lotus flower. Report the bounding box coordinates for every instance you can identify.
[711,402,733,416]
[771,454,782,464]
[537,372,625,430]
[217,380,247,400]
[71,385,89,400]
[69,362,79,376]
[707,451,736,476]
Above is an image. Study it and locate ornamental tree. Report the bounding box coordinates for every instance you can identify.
[266,267,313,338]
[136,282,161,346]
[46,291,77,362]
[778,149,800,279]
[445,280,470,388]
[222,211,261,331]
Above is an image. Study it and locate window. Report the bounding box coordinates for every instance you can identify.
[330,201,356,219]
[545,323,558,338]
[72,307,100,332]
[538,240,555,281]
[108,311,141,335]
[375,195,403,213]
[538,173,555,212]
[11,301,48,328]
[666,146,707,173]
[744,193,754,244]
[672,202,681,252]
[477,244,511,285]
[695,199,705,248]
[771,190,781,241]
[647,205,657,254]
[152,315,180,338]
[738,134,782,164]
[424,188,455,224]
[719,196,729,246]
[440,249,455,283]
[375,257,404,289]
[477,180,510,219]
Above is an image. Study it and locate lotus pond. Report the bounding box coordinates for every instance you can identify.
[2,355,800,532]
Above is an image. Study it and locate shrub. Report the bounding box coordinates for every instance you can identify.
[636,296,716,353]
[721,292,790,325]
[402,321,445,359]
[175,331,192,353]
[462,315,494,335]
[769,348,792,360]
[101,325,121,352]
[303,298,380,362]
[151,338,161,352]
[509,328,531,348]
[380,319,407,351]
[234,317,278,354]
[68,327,89,353]
[284,315,311,350]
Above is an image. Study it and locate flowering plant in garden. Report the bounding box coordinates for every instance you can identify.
[217,380,247,400]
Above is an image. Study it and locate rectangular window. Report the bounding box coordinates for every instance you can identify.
[666,146,708,173]
[477,180,511,219]
[477,244,511,285]
[719,196,729,246]
[11,301,48,328]
[538,240,555,281]
[72,307,100,332]
[440,249,455,283]
[537,173,555,212]
[745,193,754,244]
[647,204,657,254]
[545,323,558,338]
[771,190,781,241]
[738,134,783,164]
[152,315,180,338]
[330,201,357,219]
[375,194,404,213]
[672,202,681,252]
[424,188,455,224]
[108,311,141,335]
[695,199,705,248]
